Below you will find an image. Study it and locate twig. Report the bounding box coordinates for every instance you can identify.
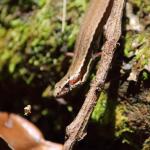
[62,0,67,32]
[63,0,125,149]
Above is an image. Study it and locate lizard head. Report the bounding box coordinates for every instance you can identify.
[54,81,71,97]
[53,74,81,97]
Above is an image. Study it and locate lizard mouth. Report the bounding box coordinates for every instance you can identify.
[54,84,69,97]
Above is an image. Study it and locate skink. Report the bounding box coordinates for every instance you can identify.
[54,0,111,97]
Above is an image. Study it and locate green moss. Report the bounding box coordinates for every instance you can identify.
[124,32,133,57]
[92,91,138,146]
[142,71,149,80]
[142,137,150,150]
[92,91,108,123]
[92,91,116,126]
[92,91,136,147]
[129,0,150,14]
[114,104,140,149]
[114,105,132,137]
[0,0,88,85]
[124,31,150,76]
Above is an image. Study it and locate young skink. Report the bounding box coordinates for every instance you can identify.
[54,0,111,97]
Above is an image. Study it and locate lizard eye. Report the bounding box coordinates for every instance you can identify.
[64,83,70,89]
[63,83,71,93]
